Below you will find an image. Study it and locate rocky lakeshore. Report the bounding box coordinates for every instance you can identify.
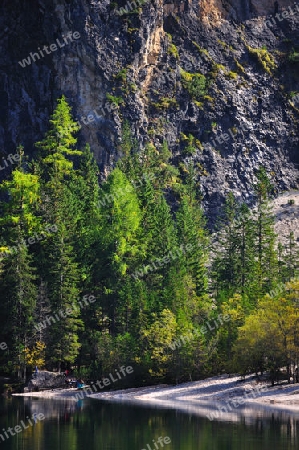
[13,374,299,420]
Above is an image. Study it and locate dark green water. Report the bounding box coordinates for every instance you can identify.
[0,396,299,450]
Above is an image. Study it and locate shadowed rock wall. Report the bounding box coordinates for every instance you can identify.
[0,0,298,222]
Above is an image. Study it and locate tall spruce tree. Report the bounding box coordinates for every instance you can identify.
[212,192,241,299]
[176,165,208,296]
[34,96,83,370]
[0,168,39,379]
[253,167,278,296]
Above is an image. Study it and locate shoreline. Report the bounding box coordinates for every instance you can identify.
[89,374,299,417]
[12,387,81,399]
[12,374,299,419]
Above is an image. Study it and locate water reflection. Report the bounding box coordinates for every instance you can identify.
[0,396,299,449]
[23,396,85,421]
[113,395,299,425]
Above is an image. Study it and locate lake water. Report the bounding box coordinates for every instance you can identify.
[0,396,299,450]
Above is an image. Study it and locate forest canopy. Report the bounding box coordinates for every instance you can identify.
[0,96,298,386]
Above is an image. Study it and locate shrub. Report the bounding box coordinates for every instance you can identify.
[234,58,246,74]
[184,144,197,155]
[288,48,299,63]
[181,69,207,100]
[227,71,238,79]
[115,68,128,82]
[209,64,225,81]
[106,93,124,105]
[182,133,201,155]
[247,46,276,74]
[151,97,178,110]
[168,43,179,59]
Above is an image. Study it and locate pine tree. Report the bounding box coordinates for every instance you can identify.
[35,95,81,182]
[0,168,40,379]
[253,167,278,296]
[234,202,258,301]
[212,192,241,299]
[176,166,208,296]
[69,144,101,287]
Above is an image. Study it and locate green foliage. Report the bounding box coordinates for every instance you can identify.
[233,280,299,379]
[212,169,278,307]
[35,95,81,179]
[234,58,246,74]
[212,193,257,302]
[106,93,124,105]
[192,41,211,59]
[181,134,201,155]
[140,309,177,378]
[168,43,179,59]
[180,69,207,100]
[0,97,298,386]
[99,168,141,261]
[166,31,179,60]
[288,48,299,63]
[247,46,276,74]
[209,64,226,81]
[176,169,208,296]
[0,168,39,380]
[115,68,128,82]
[253,167,278,296]
[151,97,178,110]
[227,71,238,80]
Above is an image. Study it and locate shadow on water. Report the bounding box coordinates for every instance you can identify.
[0,396,299,449]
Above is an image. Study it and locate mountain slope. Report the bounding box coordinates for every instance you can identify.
[1,0,299,221]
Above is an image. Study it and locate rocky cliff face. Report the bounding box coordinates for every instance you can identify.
[199,0,294,22]
[1,0,299,222]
